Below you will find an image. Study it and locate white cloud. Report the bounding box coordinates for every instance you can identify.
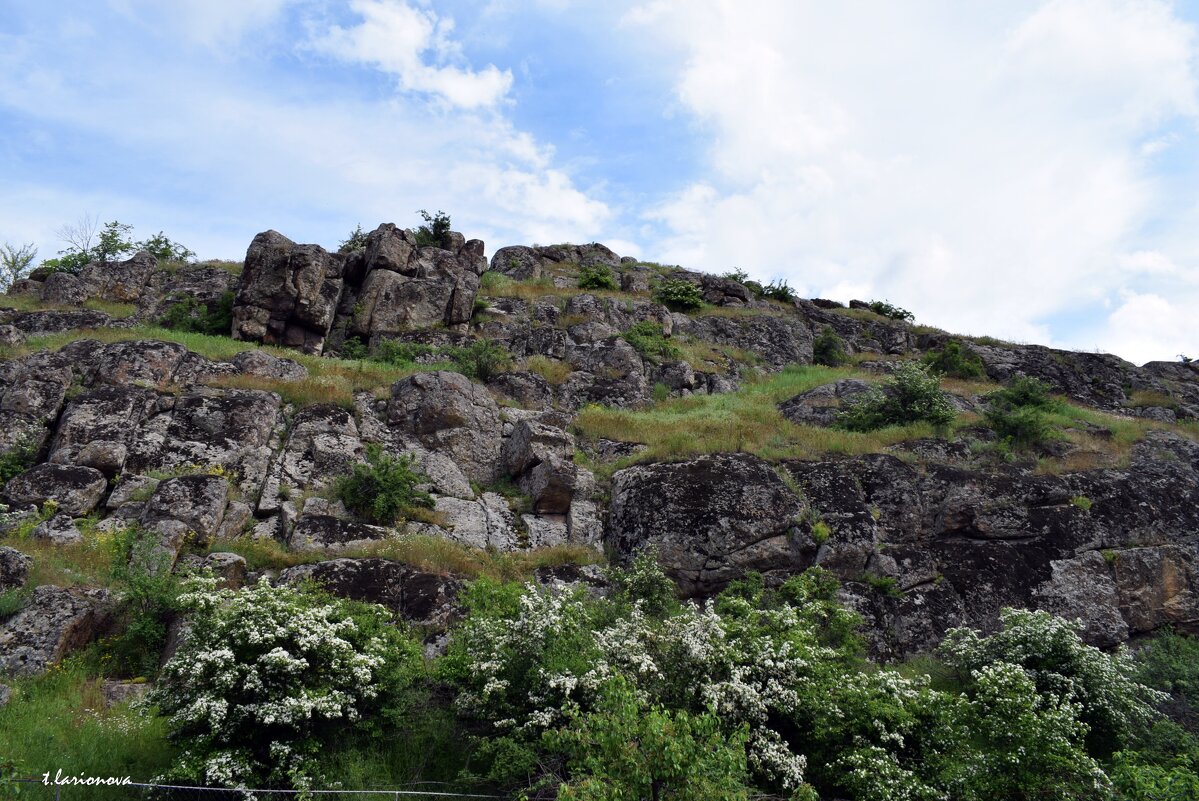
[627,0,1199,361]
[1099,290,1199,364]
[313,0,513,108]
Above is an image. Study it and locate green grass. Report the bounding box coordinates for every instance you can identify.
[0,659,176,792]
[0,294,136,319]
[0,516,118,589]
[573,364,937,469]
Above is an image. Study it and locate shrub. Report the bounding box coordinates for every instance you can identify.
[338,224,367,254]
[812,326,849,367]
[867,300,914,322]
[334,444,434,525]
[414,209,452,249]
[0,438,38,484]
[1,241,37,289]
[340,336,368,360]
[922,341,984,379]
[622,321,681,363]
[95,220,136,264]
[761,279,795,303]
[984,376,1062,450]
[653,279,704,311]
[939,607,1165,753]
[158,291,234,336]
[577,264,618,291]
[449,339,510,381]
[722,268,750,283]
[376,340,437,366]
[544,677,753,801]
[137,232,195,264]
[835,361,956,431]
[100,524,184,678]
[151,577,423,789]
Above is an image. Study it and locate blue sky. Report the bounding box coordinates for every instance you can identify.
[2,0,1198,365]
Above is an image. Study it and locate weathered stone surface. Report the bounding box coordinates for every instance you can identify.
[490,243,622,281]
[388,371,502,483]
[1033,551,1129,648]
[101,680,151,708]
[41,271,89,305]
[288,514,391,551]
[2,309,112,335]
[608,454,808,595]
[93,340,190,388]
[229,349,307,381]
[139,475,229,545]
[279,558,461,627]
[676,313,813,370]
[128,388,282,495]
[137,262,238,324]
[0,546,31,591]
[4,463,108,516]
[433,493,518,550]
[502,419,576,476]
[778,379,875,427]
[487,371,554,411]
[232,230,344,354]
[107,475,159,509]
[0,586,113,676]
[78,251,159,302]
[49,384,157,473]
[259,403,360,516]
[32,513,83,545]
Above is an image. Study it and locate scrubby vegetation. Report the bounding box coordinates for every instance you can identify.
[158,291,235,336]
[5,553,1193,799]
[812,326,849,367]
[653,278,705,311]
[622,320,681,363]
[836,361,956,432]
[923,340,985,379]
[334,444,434,526]
[577,263,619,291]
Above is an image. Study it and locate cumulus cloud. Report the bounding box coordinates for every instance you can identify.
[626,0,1199,361]
[1099,290,1199,364]
[313,0,513,108]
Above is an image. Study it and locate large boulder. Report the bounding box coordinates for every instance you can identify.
[258,403,362,517]
[232,230,345,354]
[278,558,461,628]
[4,463,108,516]
[48,384,158,474]
[139,474,230,552]
[387,371,502,483]
[0,546,31,591]
[489,243,621,281]
[78,251,159,303]
[0,586,113,676]
[778,379,875,427]
[607,453,809,595]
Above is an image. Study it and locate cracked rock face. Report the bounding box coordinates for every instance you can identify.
[278,558,461,628]
[0,586,114,676]
[387,370,502,484]
[3,463,108,516]
[607,453,809,596]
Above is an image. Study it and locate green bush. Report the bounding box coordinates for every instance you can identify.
[812,326,849,367]
[449,339,511,381]
[653,279,704,311]
[835,361,956,431]
[1,241,38,289]
[577,264,618,291]
[334,444,434,525]
[338,224,368,254]
[867,300,914,322]
[984,376,1061,450]
[376,339,437,366]
[99,524,184,678]
[151,577,423,789]
[137,232,195,264]
[158,291,234,336]
[0,438,38,484]
[922,341,984,379]
[622,321,681,363]
[761,279,796,303]
[414,210,452,249]
[340,336,369,360]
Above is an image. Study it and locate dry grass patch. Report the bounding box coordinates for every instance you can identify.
[206,534,601,582]
[525,355,573,385]
[0,295,136,319]
[1125,390,1181,410]
[573,364,938,468]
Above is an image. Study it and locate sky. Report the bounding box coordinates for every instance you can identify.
[1,0,1198,366]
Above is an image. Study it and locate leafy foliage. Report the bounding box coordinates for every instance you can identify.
[448,339,511,381]
[577,263,619,291]
[653,278,705,311]
[622,321,681,364]
[835,361,956,431]
[100,524,185,678]
[334,444,434,526]
[761,279,796,303]
[1,241,38,289]
[0,438,38,484]
[812,325,849,367]
[867,300,914,322]
[151,577,423,789]
[922,340,984,379]
[137,232,195,264]
[338,224,368,254]
[96,221,136,264]
[158,291,234,336]
[414,209,452,249]
[984,375,1062,450]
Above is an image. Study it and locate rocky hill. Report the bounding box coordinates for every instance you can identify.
[2,221,1198,678]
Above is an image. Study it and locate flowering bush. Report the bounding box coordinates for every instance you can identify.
[151,577,422,790]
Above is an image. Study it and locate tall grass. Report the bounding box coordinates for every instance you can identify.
[0,659,176,793]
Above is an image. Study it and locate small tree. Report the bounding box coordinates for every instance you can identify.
[137,231,196,264]
[812,326,849,367]
[152,578,422,789]
[414,210,452,249]
[95,220,135,263]
[0,241,37,289]
[338,224,368,254]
